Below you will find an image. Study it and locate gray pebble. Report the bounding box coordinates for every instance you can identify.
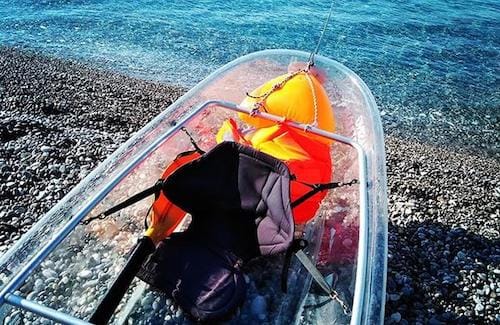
[77,269,92,279]
[42,269,58,278]
[390,312,402,323]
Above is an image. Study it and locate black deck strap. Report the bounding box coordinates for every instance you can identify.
[290,179,358,208]
[83,179,164,225]
[175,149,202,159]
[281,239,308,293]
[143,204,153,230]
[181,127,205,154]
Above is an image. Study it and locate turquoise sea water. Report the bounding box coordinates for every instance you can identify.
[0,0,499,131]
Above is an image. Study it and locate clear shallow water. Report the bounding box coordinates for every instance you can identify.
[0,0,499,128]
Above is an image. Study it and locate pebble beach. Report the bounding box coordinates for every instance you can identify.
[0,47,499,325]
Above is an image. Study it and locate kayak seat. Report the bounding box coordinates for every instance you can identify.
[137,141,295,322]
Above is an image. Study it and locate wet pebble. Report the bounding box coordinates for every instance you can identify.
[250,295,267,321]
[390,312,401,322]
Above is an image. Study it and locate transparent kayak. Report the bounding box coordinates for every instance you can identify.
[0,49,388,325]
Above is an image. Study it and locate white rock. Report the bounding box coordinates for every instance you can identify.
[77,269,92,279]
[82,279,99,289]
[42,269,57,279]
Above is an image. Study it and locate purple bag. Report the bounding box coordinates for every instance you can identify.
[139,233,247,321]
[138,142,294,322]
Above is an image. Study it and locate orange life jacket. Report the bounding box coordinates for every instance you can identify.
[216,120,332,224]
[146,150,201,242]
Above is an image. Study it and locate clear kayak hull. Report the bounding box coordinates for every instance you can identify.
[0,49,388,324]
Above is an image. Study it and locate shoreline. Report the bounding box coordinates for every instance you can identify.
[0,47,499,324]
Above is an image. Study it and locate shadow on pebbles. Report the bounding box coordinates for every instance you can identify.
[0,47,499,324]
[385,136,499,324]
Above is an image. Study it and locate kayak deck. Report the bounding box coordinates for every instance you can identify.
[0,50,387,324]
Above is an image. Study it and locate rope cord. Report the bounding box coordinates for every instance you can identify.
[249,69,319,130]
[250,69,305,114]
[304,73,319,127]
[246,1,336,124]
[307,0,336,69]
[181,127,204,154]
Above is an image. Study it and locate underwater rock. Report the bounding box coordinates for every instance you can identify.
[250,295,267,321]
